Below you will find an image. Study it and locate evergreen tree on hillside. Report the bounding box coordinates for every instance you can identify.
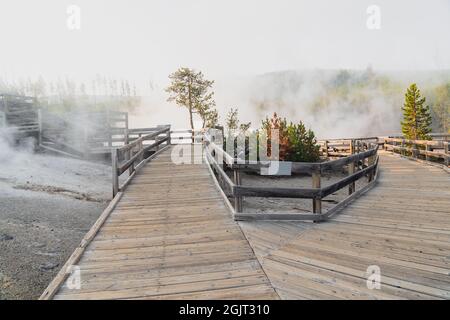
[401,83,432,140]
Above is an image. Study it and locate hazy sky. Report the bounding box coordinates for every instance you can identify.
[1,0,449,87]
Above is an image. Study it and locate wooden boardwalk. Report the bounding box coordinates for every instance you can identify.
[44,148,450,300]
[49,146,278,300]
[241,151,450,299]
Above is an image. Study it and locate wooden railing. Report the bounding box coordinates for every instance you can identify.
[384,137,449,167]
[111,125,171,197]
[170,129,204,144]
[317,137,382,158]
[203,134,379,221]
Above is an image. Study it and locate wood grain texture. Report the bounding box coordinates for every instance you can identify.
[46,148,450,300]
[241,151,450,299]
[51,146,278,300]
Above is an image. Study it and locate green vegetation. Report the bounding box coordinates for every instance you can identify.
[401,84,432,140]
[166,68,218,137]
[0,75,141,113]
[225,108,239,135]
[225,108,251,136]
[261,113,320,162]
[431,83,450,134]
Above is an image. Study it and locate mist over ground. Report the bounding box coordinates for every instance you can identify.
[129,68,450,139]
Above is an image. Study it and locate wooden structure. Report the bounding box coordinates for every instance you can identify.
[0,94,39,135]
[39,110,129,159]
[40,133,450,300]
[384,136,450,168]
[40,144,278,300]
[317,137,382,158]
[203,133,379,221]
[112,125,171,197]
[240,151,450,299]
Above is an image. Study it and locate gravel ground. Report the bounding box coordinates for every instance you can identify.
[0,142,111,300]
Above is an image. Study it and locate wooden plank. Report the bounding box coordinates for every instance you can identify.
[47,145,278,300]
[39,192,124,300]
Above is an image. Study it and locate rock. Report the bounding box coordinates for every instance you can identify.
[39,262,59,271]
[0,234,14,241]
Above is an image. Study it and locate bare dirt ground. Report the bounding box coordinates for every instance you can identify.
[0,147,111,300]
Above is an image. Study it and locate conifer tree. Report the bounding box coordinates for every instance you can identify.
[166,68,215,141]
[401,83,432,140]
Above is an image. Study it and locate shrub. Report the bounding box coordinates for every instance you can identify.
[261,113,320,162]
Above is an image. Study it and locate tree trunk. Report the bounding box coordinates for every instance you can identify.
[188,79,194,143]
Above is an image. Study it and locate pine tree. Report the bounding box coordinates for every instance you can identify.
[166,68,215,142]
[225,108,239,135]
[401,83,432,140]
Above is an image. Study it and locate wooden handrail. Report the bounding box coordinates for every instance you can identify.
[112,125,171,197]
[203,134,379,221]
[384,136,449,167]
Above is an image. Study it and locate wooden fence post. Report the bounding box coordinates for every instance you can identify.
[444,142,449,167]
[233,169,242,212]
[348,140,356,194]
[426,143,431,162]
[127,146,133,175]
[138,140,143,164]
[348,160,355,195]
[312,168,321,215]
[367,153,375,182]
[112,148,119,198]
[167,127,171,145]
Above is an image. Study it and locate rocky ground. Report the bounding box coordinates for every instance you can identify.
[0,143,111,300]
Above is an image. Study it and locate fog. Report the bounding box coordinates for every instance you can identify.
[1,0,450,137]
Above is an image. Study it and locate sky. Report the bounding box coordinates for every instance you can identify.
[0,0,449,88]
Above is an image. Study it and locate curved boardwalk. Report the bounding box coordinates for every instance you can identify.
[242,151,450,299]
[44,149,450,300]
[49,146,278,300]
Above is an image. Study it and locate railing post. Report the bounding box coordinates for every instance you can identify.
[444,142,449,167]
[324,140,329,158]
[128,146,133,175]
[167,127,171,145]
[348,139,356,194]
[233,168,242,213]
[367,152,375,182]
[112,148,119,198]
[426,143,431,162]
[348,159,355,195]
[139,139,144,163]
[312,167,321,216]
[355,140,361,169]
